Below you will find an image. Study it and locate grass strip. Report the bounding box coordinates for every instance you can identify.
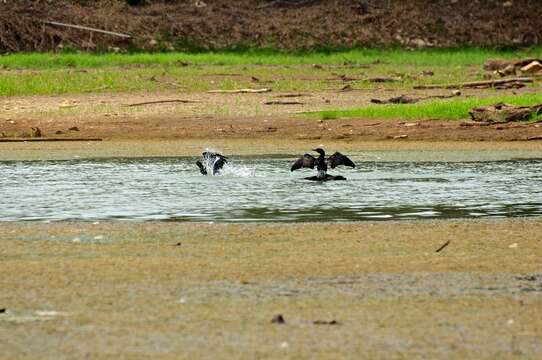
[308,94,542,121]
[1,48,541,69]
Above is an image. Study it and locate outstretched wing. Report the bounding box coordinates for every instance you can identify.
[212,156,228,174]
[291,154,316,171]
[196,161,207,175]
[327,152,355,169]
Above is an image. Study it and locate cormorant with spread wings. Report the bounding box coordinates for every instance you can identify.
[291,148,355,181]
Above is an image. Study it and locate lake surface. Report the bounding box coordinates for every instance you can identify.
[1,156,541,222]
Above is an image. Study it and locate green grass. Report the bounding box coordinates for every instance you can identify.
[0,48,540,96]
[1,48,541,69]
[309,94,542,121]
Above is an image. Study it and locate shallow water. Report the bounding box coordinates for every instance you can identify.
[1,156,541,222]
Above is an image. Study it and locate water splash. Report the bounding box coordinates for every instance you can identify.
[219,163,257,177]
[200,148,256,177]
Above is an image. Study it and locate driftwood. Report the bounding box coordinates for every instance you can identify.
[484,58,539,71]
[264,101,303,105]
[126,99,198,107]
[207,88,271,94]
[469,103,542,123]
[484,58,542,76]
[275,93,309,98]
[368,76,401,83]
[43,21,131,39]
[414,77,533,90]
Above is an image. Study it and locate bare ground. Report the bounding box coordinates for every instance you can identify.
[1,219,541,359]
[2,88,542,143]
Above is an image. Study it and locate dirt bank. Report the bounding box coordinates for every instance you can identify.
[2,90,542,142]
[2,0,541,53]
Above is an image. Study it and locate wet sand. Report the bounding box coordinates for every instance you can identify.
[1,219,541,359]
[2,138,542,161]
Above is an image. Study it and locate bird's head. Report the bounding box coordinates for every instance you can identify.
[312,148,325,155]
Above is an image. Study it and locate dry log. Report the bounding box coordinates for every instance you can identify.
[264,101,303,105]
[521,61,542,75]
[484,58,541,71]
[414,77,533,90]
[207,88,271,93]
[469,103,542,123]
[126,99,198,107]
[275,93,309,98]
[369,76,401,83]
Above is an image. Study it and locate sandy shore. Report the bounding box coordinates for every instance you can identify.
[2,139,542,161]
[1,219,541,359]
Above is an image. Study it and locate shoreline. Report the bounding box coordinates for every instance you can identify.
[2,139,542,161]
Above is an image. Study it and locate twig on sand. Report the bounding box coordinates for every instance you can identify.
[43,21,131,39]
[435,240,451,253]
[126,99,198,107]
[264,101,303,105]
[207,88,272,94]
[414,77,533,89]
[275,93,309,98]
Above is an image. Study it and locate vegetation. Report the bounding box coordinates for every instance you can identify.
[308,94,542,121]
[1,48,541,69]
[0,49,539,98]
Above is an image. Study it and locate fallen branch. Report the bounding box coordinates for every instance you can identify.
[414,77,533,89]
[0,138,102,142]
[43,21,131,39]
[435,240,451,253]
[207,88,271,94]
[126,99,198,107]
[368,76,402,83]
[275,93,309,98]
[264,101,303,105]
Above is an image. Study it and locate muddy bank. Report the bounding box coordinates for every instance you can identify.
[2,0,541,53]
[1,219,541,358]
[2,90,542,142]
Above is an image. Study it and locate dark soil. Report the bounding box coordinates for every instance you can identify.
[2,0,541,53]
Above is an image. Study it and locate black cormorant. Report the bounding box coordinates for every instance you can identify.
[291,148,355,181]
[196,151,228,175]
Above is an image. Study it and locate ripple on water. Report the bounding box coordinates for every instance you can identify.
[0,157,541,222]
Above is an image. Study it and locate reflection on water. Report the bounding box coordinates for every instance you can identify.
[0,157,541,222]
